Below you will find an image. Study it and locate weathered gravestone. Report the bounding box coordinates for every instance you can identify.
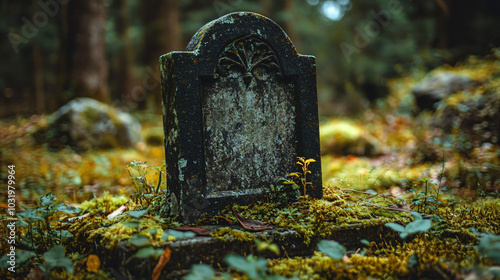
[161,12,322,223]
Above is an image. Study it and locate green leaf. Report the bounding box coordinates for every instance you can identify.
[405,219,432,234]
[476,234,500,264]
[16,214,30,227]
[18,209,44,223]
[360,239,370,246]
[17,250,37,264]
[225,254,268,280]
[128,235,151,247]
[317,240,346,259]
[40,192,57,207]
[41,245,74,274]
[123,221,140,228]
[410,212,423,221]
[128,208,149,218]
[409,253,419,268]
[162,230,196,241]
[54,204,81,214]
[0,256,10,268]
[385,223,405,233]
[364,189,377,195]
[135,246,163,258]
[399,232,409,239]
[184,264,216,280]
[58,230,74,239]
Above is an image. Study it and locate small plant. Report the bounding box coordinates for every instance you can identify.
[470,228,500,264]
[408,178,441,214]
[385,212,432,239]
[284,157,316,197]
[127,160,167,207]
[39,245,75,275]
[184,239,295,280]
[317,240,346,259]
[268,183,299,206]
[0,192,80,276]
[17,192,80,252]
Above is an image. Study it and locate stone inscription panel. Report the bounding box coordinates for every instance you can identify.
[203,36,297,194]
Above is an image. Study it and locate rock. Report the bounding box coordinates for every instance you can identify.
[320,119,381,156]
[142,127,164,146]
[412,72,474,110]
[433,89,500,150]
[45,98,142,150]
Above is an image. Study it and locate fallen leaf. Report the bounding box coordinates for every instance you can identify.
[152,247,171,280]
[0,203,9,209]
[172,225,211,236]
[107,205,127,219]
[218,215,234,224]
[86,254,101,273]
[232,209,273,232]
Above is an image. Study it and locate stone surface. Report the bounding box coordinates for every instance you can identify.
[98,223,393,280]
[161,12,322,223]
[44,97,142,150]
[412,72,474,110]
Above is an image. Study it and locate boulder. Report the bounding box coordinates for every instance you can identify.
[412,72,474,111]
[433,90,500,149]
[44,98,142,150]
[320,119,381,156]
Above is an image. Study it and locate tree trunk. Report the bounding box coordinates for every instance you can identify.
[65,0,109,103]
[111,0,136,108]
[32,0,45,114]
[140,0,182,111]
[32,43,44,114]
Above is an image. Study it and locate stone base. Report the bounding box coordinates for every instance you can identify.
[97,223,392,279]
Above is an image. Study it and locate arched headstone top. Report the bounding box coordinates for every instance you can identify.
[185,12,301,77]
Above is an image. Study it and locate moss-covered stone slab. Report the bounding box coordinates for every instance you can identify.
[160,12,322,223]
[96,223,393,280]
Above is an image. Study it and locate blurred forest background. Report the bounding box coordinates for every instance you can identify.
[2,0,500,118]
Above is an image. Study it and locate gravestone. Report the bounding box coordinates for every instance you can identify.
[161,12,322,223]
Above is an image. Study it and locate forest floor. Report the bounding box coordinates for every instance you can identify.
[0,53,499,279]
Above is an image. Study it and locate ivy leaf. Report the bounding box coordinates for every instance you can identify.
[128,234,151,247]
[225,254,267,280]
[135,246,163,258]
[17,250,37,264]
[40,193,57,207]
[59,230,74,239]
[317,240,346,259]
[360,239,370,246]
[128,208,149,218]
[41,245,74,274]
[54,203,81,214]
[385,223,405,233]
[405,218,432,234]
[18,208,44,223]
[409,253,419,268]
[123,221,140,228]
[364,189,377,195]
[161,230,196,241]
[184,264,216,280]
